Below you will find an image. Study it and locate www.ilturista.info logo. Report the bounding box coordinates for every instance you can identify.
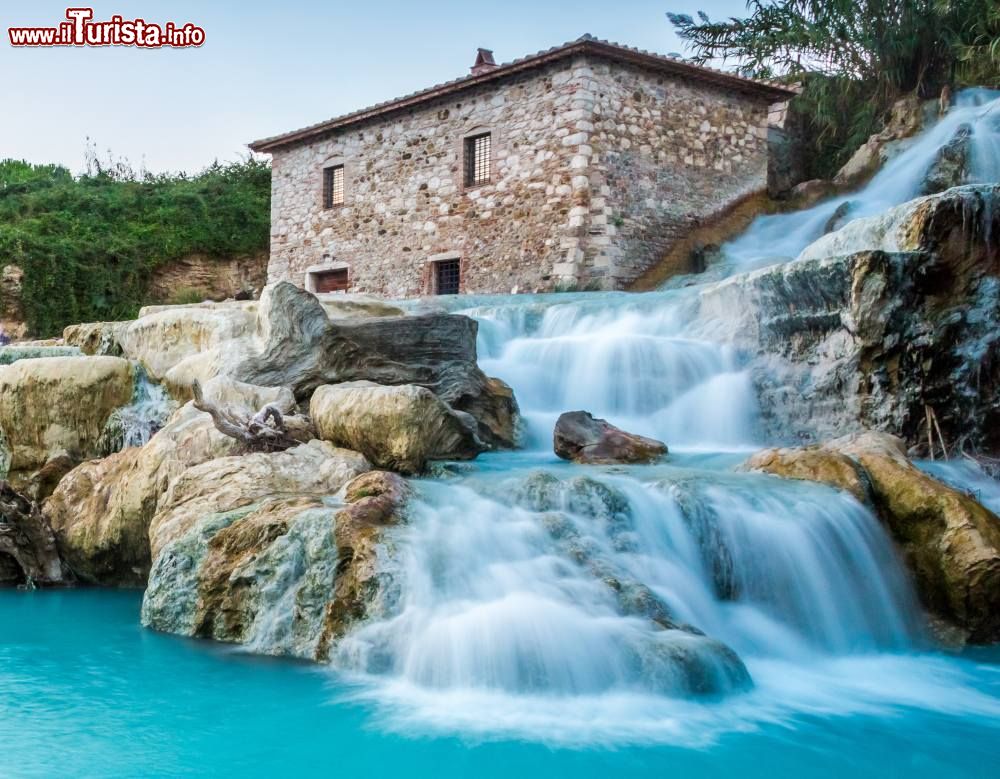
[8,7,205,48]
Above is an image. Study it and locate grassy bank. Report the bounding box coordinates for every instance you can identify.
[0,157,270,337]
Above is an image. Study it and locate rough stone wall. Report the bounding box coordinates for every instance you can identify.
[148,252,268,303]
[268,58,592,296]
[584,59,772,287]
[267,56,775,295]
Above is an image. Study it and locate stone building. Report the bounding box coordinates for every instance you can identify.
[250,36,795,296]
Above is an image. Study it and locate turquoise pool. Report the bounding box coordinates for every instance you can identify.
[3,589,999,778]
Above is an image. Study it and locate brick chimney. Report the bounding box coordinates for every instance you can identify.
[470,48,498,76]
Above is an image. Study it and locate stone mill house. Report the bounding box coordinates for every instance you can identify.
[250,35,796,297]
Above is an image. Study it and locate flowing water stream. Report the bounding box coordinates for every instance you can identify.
[3,91,1000,776]
[324,89,1000,748]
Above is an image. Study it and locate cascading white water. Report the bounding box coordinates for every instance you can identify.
[332,88,1000,744]
[100,365,177,453]
[474,295,759,450]
[718,88,1000,274]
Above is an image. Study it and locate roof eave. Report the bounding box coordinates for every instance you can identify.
[248,40,797,153]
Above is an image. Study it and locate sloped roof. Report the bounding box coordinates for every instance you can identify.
[249,34,797,153]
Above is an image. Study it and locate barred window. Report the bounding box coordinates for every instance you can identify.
[464,133,491,187]
[323,165,345,208]
[435,259,461,295]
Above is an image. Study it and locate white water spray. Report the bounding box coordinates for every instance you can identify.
[333,89,1000,744]
[719,88,1000,273]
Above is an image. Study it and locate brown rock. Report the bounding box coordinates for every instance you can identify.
[0,481,70,586]
[742,446,871,504]
[311,381,483,474]
[831,432,1000,644]
[745,432,1000,644]
[553,411,667,464]
[20,451,76,503]
[62,321,128,356]
[193,496,319,645]
[0,356,134,473]
[316,471,411,659]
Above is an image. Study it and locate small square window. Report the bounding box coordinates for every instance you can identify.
[323,165,344,208]
[464,133,491,187]
[435,259,461,295]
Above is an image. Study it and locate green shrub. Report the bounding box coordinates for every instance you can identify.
[0,156,270,336]
[668,1,1000,180]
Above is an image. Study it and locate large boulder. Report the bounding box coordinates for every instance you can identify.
[0,356,133,475]
[118,283,518,448]
[141,450,388,662]
[697,185,1000,455]
[554,411,667,465]
[742,446,871,504]
[148,439,369,561]
[117,305,255,395]
[43,377,295,586]
[745,432,1000,644]
[311,381,483,474]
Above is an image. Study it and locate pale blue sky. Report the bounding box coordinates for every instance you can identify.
[2,0,749,173]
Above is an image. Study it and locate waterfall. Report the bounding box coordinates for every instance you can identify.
[471,293,760,451]
[326,88,1000,744]
[100,364,177,453]
[716,88,1000,276]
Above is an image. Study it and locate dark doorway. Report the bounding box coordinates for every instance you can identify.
[312,268,349,293]
[435,259,461,295]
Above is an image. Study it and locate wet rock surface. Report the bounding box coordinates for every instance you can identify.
[921,123,973,194]
[311,381,484,474]
[833,94,927,188]
[702,185,1000,455]
[0,356,134,476]
[316,471,410,660]
[141,464,408,663]
[0,481,70,586]
[62,321,128,356]
[746,432,1000,644]
[554,411,667,464]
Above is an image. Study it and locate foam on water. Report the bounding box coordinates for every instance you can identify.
[474,294,760,451]
[330,461,945,743]
[718,88,1000,274]
[332,90,1000,746]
